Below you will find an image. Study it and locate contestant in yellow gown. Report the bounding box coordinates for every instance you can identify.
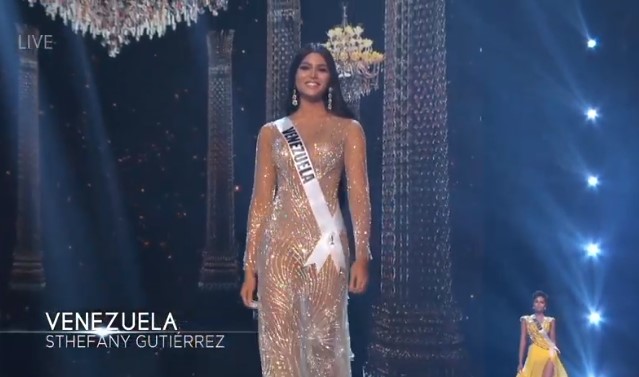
[518,291,569,377]
[239,44,372,377]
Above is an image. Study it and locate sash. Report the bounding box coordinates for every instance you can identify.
[273,117,346,271]
[532,316,560,357]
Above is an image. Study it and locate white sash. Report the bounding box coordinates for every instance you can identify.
[274,117,346,272]
[539,328,560,357]
[532,316,560,357]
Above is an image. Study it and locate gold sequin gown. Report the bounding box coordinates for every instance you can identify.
[243,116,372,377]
[518,315,569,377]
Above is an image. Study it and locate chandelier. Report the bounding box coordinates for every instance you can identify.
[323,2,383,103]
[24,0,228,57]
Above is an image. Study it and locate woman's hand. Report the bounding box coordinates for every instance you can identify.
[348,259,369,294]
[240,273,257,308]
[517,363,523,374]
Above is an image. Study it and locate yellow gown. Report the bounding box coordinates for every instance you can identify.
[243,116,372,377]
[518,315,569,377]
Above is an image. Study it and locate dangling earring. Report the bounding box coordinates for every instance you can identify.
[292,89,298,106]
[327,87,333,110]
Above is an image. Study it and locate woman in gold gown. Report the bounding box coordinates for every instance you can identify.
[239,44,372,377]
[518,291,569,377]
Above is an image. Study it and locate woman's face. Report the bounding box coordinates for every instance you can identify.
[533,296,547,313]
[295,52,331,101]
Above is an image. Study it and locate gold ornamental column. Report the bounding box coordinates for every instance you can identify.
[363,0,467,375]
[265,0,301,121]
[10,24,46,291]
[198,30,239,290]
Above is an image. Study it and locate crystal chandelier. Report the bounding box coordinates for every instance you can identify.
[323,2,384,103]
[24,0,228,57]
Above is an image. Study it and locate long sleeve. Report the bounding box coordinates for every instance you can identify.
[344,120,372,261]
[243,124,277,273]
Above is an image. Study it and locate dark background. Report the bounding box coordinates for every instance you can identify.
[0,0,637,376]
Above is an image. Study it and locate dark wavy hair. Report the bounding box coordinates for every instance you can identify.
[532,290,549,303]
[284,43,356,120]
